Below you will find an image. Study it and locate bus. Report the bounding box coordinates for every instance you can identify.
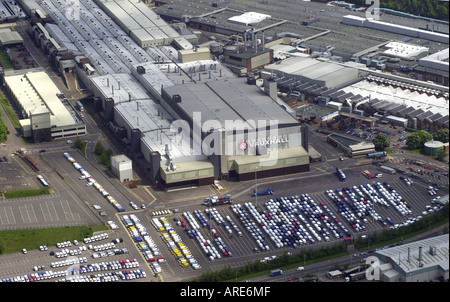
[380,165,396,175]
[37,175,49,187]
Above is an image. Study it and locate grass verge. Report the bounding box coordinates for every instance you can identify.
[0,50,13,69]
[0,94,20,129]
[0,225,108,255]
[4,187,50,199]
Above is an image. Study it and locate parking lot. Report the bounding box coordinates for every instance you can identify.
[0,146,448,282]
[104,171,448,281]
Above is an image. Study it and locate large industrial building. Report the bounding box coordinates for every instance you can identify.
[374,234,449,282]
[153,0,449,128]
[9,0,448,189]
[90,65,309,189]
[264,56,359,89]
[3,70,86,142]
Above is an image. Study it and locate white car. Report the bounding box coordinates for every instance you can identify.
[22,248,27,254]
[67,140,72,144]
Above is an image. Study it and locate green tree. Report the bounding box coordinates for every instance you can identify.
[416,130,433,146]
[94,142,105,156]
[433,129,449,143]
[74,138,83,150]
[373,133,390,151]
[436,148,448,161]
[406,133,421,150]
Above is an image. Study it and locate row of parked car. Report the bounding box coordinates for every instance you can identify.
[122,214,163,275]
[51,257,88,268]
[152,216,201,269]
[181,210,233,259]
[374,182,412,217]
[204,208,235,237]
[89,242,116,252]
[83,233,109,244]
[152,210,173,216]
[231,204,271,252]
[92,248,129,259]
[266,194,337,247]
[64,152,126,212]
[56,240,78,248]
[54,246,87,258]
[327,189,367,233]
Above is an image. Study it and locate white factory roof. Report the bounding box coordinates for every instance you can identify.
[39,0,155,76]
[383,42,429,59]
[341,80,449,116]
[228,12,271,25]
[97,0,180,46]
[5,71,75,127]
[44,23,79,53]
[265,56,358,88]
[91,72,197,160]
[91,73,150,103]
[162,77,300,132]
[375,234,449,275]
[133,61,175,91]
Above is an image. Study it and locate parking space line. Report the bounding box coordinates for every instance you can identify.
[41,201,56,222]
[18,205,30,224]
[60,200,73,221]
[0,206,14,225]
[47,200,59,222]
[27,204,38,224]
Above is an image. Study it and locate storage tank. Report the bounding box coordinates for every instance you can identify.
[210,42,223,54]
[423,140,444,156]
[224,46,236,52]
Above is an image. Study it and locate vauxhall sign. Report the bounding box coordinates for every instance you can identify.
[243,137,289,149]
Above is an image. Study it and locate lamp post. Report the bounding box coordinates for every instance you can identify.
[255,166,258,208]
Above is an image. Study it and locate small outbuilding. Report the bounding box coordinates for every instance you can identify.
[111,154,133,182]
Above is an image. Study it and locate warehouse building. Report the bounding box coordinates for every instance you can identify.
[0,28,23,48]
[264,57,359,90]
[93,0,182,48]
[160,77,309,183]
[223,46,273,75]
[342,15,449,44]
[374,234,449,282]
[91,64,309,189]
[326,133,375,157]
[3,71,86,142]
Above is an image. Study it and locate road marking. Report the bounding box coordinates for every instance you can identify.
[314,166,331,175]
[11,156,32,175]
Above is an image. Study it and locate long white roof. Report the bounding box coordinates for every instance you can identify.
[5,71,75,127]
[341,80,449,116]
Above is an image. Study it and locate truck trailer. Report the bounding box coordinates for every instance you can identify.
[270,269,283,276]
[367,151,387,158]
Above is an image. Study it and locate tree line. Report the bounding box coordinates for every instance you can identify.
[340,0,449,21]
